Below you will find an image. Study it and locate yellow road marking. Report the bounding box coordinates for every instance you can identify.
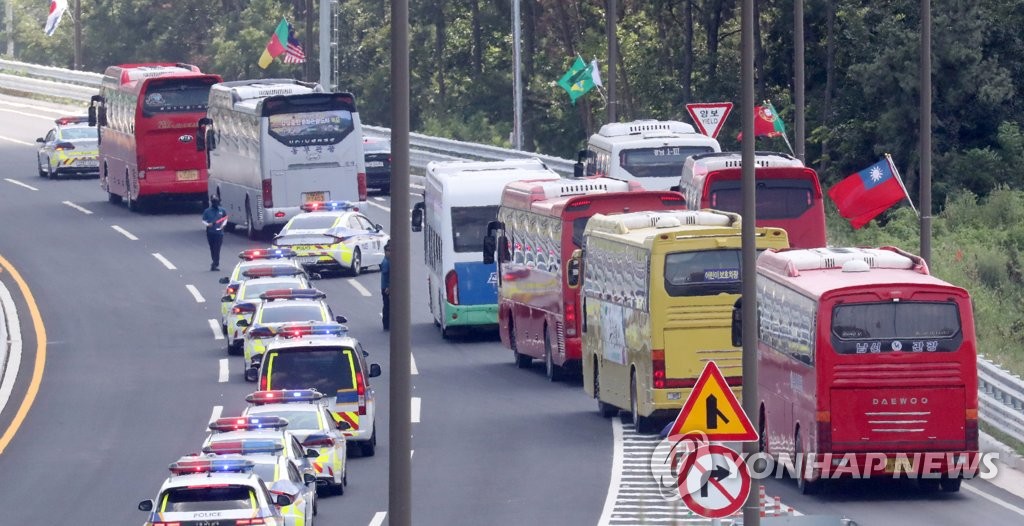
[0,254,47,455]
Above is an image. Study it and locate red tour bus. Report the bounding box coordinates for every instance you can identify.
[675,151,826,248]
[484,177,687,380]
[746,246,978,493]
[89,63,222,211]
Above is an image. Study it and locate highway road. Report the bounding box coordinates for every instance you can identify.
[1,95,1023,525]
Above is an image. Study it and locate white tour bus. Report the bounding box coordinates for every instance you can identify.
[573,120,721,190]
[199,79,367,240]
[411,159,560,338]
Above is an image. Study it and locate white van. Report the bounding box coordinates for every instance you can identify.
[573,120,720,190]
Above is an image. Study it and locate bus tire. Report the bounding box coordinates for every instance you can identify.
[125,174,139,211]
[544,328,562,382]
[108,190,121,204]
[510,321,530,368]
[350,248,362,276]
[630,371,656,433]
[596,362,618,418]
[795,430,819,494]
[939,477,961,492]
[246,202,260,241]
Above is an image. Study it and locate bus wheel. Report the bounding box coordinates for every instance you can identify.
[795,430,819,495]
[596,362,618,418]
[246,202,260,241]
[630,372,655,433]
[350,249,362,276]
[544,328,562,382]
[939,477,961,492]
[125,175,139,211]
[510,322,530,368]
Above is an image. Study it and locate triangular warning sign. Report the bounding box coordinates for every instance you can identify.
[667,361,757,441]
[686,102,734,139]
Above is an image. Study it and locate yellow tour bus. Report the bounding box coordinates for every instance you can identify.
[572,209,789,432]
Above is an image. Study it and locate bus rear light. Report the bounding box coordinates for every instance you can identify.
[652,349,666,389]
[275,211,285,218]
[357,172,367,201]
[817,412,833,452]
[445,270,459,305]
[565,199,592,211]
[262,179,273,208]
[966,412,978,450]
[661,194,684,204]
[564,302,578,337]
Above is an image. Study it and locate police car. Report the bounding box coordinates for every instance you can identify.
[237,288,344,374]
[224,276,312,355]
[138,455,292,526]
[272,201,390,276]
[219,249,308,327]
[244,389,350,496]
[35,116,99,179]
[249,323,381,456]
[199,441,319,525]
[203,416,319,479]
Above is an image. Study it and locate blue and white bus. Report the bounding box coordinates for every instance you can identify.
[412,159,561,338]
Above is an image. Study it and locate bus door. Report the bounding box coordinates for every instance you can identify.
[824,292,969,453]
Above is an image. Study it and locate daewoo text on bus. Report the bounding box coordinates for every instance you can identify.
[199,79,368,239]
[483,177,688,381]
[744,247,978,493]
[674,151,827,248]
[89,63,222,211]
[573,120,720,190]
[575,210,788,432]
[411,159,560,338]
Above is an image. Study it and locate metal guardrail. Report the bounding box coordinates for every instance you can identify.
[4,58,1024,447]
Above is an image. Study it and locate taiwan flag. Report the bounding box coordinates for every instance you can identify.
[828,157,908,229]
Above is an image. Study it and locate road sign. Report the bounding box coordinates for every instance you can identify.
[666,360,757,441]
[686,102,733,139]
[678,443,751,518]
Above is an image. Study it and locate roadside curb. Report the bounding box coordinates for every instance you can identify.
[981,430,1024,471]
[0,277,21,417]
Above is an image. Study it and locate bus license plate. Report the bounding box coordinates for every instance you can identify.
[304,192,326,202]
[884,457,914,473]
[366,161,384,167]
[176,170,199,181]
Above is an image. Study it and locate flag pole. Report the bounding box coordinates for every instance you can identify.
[886,153,919,217]
[779,132,796,157]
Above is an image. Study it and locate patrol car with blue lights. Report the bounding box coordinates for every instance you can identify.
[272,201,389,276]
[224,275,312,355]
[236,288,344,374]
[218,248,307,330]
[35,116,99,178]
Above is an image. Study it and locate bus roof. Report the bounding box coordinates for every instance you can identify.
[104,63,203,85]
[585,209,788,249]
[426,158,551,179]
[211,79,322,107]
[686,151,804,171]
[501,177,644,212]
[757,247,962,299]
[595,120,697,138]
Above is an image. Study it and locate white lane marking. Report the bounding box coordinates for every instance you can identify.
[62,201,93,215]
[411,450,415,459]
[373,197,386,202]
[219,359,229,383]
[410,353,418,375]
[0,135,36,146]
[597,417,624,526]
[208,319,225,340]
[411,183,424,190]
[0,100,72,116]
[0,282,23,417]
[111,225,138,240]
[368,512,387,526]
[152,253,177,270]
[964,482,1024,517]
[347,278,372,297]
[368,200,390,212]
[411,397,421,423]
[4,178,38,190]
[185,284,206,303]
[209,405,223,424]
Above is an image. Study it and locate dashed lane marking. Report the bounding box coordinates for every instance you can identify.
[0,135,35,146]
[62,201,93,214]
[152,253,177,270]
[368,512,387,526]
[4,178,38,190]
[411,397,421,423]
[209,405,223,424]
[185,284,205,303]
[368,200,390,212]
[111,225,138,240]
[218,359,229,383]
[347,278,372,297]
[208,319,225,340]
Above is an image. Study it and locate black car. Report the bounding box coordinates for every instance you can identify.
[363,137,391,194]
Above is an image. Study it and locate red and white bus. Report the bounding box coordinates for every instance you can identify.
[748,246,978,493]
[676,152,826,248]
[485,177,687,380]
[89,63,222,211]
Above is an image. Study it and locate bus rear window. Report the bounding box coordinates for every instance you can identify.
[620,146,715,178]
[831,302,962,354]
[143,79,214,115]
[267,348,356,394]
[160,485,254,512]
[708,180,815,219]
[451,205,499,253]
[663,249,742,297]
[268,109,355,147]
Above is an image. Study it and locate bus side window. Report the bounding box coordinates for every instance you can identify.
[731,298,742,347]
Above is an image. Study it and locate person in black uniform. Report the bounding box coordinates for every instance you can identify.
[202,197,229,271]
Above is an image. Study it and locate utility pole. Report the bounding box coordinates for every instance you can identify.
[318,0,330,88]
[794,0,804,162]
[606,0,618,123]
[305,0,314,82]
[919,0,932,264]
[511,0,523,150]
[6,0,15,56]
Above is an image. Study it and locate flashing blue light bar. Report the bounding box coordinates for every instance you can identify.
[55,116,89,126]
[275,322,348,339]
[301,200,359,212]
[259,288,326,301]
[202,439,285,455]
[241,266,305,279]
[209,416,289,432]
[239,248,297,261]
[247,326,275,339]
[246,389,325,405]
[169,455,255,475]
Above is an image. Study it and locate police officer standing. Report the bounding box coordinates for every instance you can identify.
[381,241,391,330]
[202,196,229,271]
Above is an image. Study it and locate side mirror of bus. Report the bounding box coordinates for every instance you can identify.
[573,149,587,178]
[482,235,496,265]
[669,185,680,193]
[567,249,583,289]
[98,107,108,128]
[206,129,217,151]
[498,235,511,263]
[411,202,424,232]
[87,105,97,127]
[731,298,743,347]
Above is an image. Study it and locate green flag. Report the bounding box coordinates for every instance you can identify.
[557,56,596,104]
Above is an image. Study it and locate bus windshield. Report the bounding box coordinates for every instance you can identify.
[831,301,962,354]
[267,110,355,147]
[451,205,498,253]
[621,146,715,178]
[708,179,815,219]
[663,249,742,297]
[142,79,214,115]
